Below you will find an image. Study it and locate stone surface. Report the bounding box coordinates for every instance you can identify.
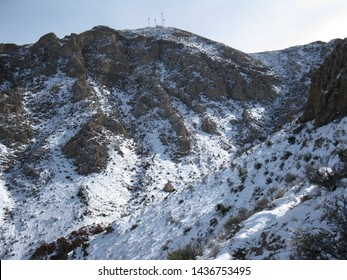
[302,39,347,127]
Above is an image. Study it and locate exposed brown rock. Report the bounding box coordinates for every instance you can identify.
[30,224,106,260]
[163,181,176,192]
[0,26,282,174]
[63,113,128,175]
[0,88,33,146]
[302,39,347,127]
[71,78,92,102]
[201,117,220,135]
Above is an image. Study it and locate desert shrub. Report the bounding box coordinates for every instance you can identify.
[321,196,347,239]
[223,217,243,238]
[292,125,304,134]
[303,153,312,162]
[314,137,324,149]
[77,185,89,205]
[223,208,253,238]
[266,177,273,184]
[230,184,245,194]
[253,197,270,212]
[167,241,204,260]
[291,229,334,259]
[183,226,192,235]
[254,162,262,170]
[282,151,293,160]
[252,186,264,198]
[238,166,248,183]
[291,196,347,259]
[288,136,296,145]
[284,172,296,184]
[305,165,339,192]
[334,148,347,177]
[208,242,221,258]
[201,118,219,135]
[216,203,232,216]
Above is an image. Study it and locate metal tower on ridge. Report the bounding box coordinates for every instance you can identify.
[161,12,165,27]
[147,13,165,28]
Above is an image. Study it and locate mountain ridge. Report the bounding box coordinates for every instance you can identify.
[0,26,346,260]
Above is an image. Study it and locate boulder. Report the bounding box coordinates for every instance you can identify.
[163,181,176,192]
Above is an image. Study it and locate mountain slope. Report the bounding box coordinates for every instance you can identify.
[0,26,346,260]
[251,39,340,124]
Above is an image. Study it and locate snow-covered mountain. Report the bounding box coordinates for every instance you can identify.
[251,39,341,125]
[0,26,346,260]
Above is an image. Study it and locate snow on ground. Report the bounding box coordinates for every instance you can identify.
[0,29,345,260]
[251,42,325,81]
[0,179,13,227]
[3,73,346,259]
[83,116,347,260]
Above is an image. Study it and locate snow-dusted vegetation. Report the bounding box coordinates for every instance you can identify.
[0,26,346,259]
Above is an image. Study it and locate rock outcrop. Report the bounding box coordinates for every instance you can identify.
[0,26,280,168]
[302,39,347,127]
[0,88,33,146]
[63,113,128,175]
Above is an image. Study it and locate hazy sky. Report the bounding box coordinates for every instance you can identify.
[1,0,347,52]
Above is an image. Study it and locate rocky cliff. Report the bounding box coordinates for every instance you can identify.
[0,26,346,260]
[0,26,279,172]
[301,38,347,127]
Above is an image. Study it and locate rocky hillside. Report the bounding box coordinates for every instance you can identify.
[252,39,341,124]
[0,26,346,260]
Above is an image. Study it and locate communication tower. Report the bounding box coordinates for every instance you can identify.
[161,12,164,27]
[147,13,165,28]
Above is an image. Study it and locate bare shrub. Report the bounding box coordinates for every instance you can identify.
[291,228,335,259]
[253,197,270,212]
[223,208,253,238]
[216,203,232,216]
[284,173,296,184]
[291,195,347,259]
[167,241,204,260]
[305,165,340,192]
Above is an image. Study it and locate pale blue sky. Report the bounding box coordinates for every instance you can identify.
[1,0,347,52]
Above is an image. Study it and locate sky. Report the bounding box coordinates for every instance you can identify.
[1,0,347,53]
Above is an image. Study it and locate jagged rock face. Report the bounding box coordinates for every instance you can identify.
[0,25,279,171]
[1,26,347,261]
[1,26,277,102]
[63,113,129,175]
[302,39,347,127]
[0,88,33,146]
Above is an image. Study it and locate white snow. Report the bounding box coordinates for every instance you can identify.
[0,29,346,260]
